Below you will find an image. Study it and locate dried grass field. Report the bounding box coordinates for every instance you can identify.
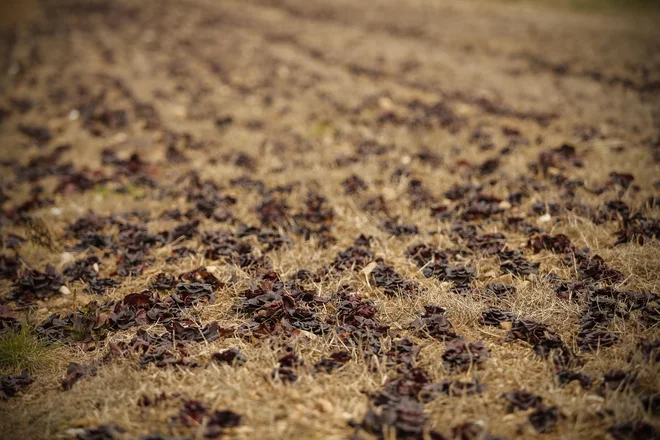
[0,0,659,439]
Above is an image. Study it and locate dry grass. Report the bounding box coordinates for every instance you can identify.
[501,0,660,14]
[0,0,659,439]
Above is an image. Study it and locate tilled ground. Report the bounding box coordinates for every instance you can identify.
[0,1,659,439]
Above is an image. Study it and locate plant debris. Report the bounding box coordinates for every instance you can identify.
[1,371,33,400]
[62,363,98,391]
[1,2,658,439]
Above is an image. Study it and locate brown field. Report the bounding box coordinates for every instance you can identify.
[1,0,659,439]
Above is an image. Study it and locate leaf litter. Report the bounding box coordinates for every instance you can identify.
[1,2,659,439]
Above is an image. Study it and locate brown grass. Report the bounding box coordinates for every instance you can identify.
[0,0,659,439]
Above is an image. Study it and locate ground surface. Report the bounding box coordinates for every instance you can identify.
[1,0,659,439]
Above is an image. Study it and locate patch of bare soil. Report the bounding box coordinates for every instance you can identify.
[0,0,659,439]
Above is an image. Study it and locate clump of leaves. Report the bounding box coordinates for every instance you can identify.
[0,325,52,373]
[61,362,98,390]
[10,264,64,305]
[75,424,125,440]
[608,422,660,440]
[502,390,544,411]
[212,348,247,367]
[499,249,540,276]
[529,405,563,433]
[272,353,305,383]
[24,217,59,251]
[1,370,34,400]
[442,338,490,372]
[370,259,421,297]
[409,305,459,341]
[176,399,241,438]
[314,351,351,374]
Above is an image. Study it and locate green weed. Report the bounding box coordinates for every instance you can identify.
[0,325,53,373]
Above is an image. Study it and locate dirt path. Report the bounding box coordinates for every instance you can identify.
[0,1,659,439]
